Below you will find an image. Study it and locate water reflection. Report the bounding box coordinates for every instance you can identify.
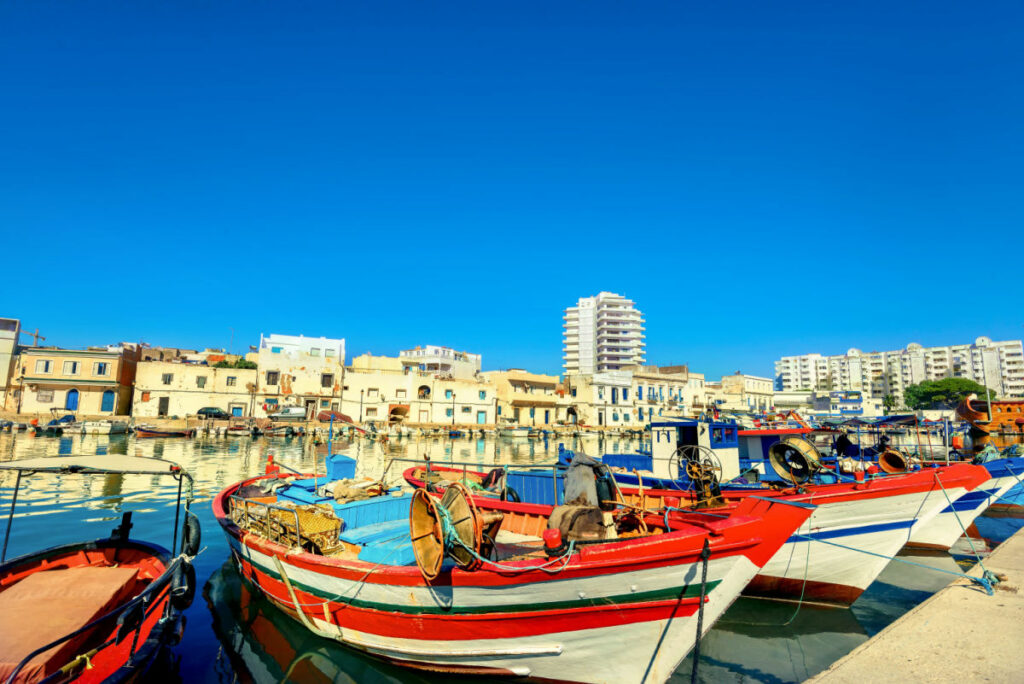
[0,430,1012,684]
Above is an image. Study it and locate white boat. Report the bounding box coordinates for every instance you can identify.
[497,425,531,438]
[81,420,129,435]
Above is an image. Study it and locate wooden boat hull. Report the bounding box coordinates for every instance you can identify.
[214,475,810,683]
[135,428,195,438]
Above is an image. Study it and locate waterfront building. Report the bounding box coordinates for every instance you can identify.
[132,361,257,418]
[347,353,494,425]
[719,372,775,413]
[628,365,703,422]
[562,292,645,374]
[0,318,19,410]
[482,370,563,426]
[564,371,636,427]
[775,336,1024,404]
[139,346,198,362]
[399,345,481,379]
[256,333,346,419]
[13,345,140,415]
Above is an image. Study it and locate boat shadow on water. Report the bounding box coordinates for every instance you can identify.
[673,598,869,683]
[204,561,492,684]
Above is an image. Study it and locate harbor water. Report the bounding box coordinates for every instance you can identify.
[1,431,1020,683]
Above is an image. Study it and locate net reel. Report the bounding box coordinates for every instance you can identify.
[671,444,724,507]
[768,436,824,484]
[409,482,503,581]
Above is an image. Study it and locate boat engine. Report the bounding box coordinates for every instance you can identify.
[768,436,825,485]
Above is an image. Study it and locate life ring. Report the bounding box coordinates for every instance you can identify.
[181,511,201,557]
[171,560,196,610]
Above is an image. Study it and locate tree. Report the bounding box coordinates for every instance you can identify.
[903,378,995,410]
[882,394,897,414]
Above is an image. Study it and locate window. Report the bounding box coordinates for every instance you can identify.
[571,388,577,397]
[320,400,329,408]
[37,389,54,403]
[597,387,604,400]
[396,389,407,399]
[265,371,280,385]
[93,362,109,376]
[446,408,453,417]
[63,361,80,375]
[368,388,379,398]
[226,376,237,386]
[196,376,207,389]
[35,360,52,373]
[264,397,278,406]
[445,389,453,399]
[479,390,486,400]
[161,373,173,385]
[366,408,378,417]
[623,388,629,401]
[321,373,334,388]
[271,346,282,353]
[462,406,471,413]
[309,348,321,356]
[325,348,336,358]
[141,391,151,402]
[529,408,535,418]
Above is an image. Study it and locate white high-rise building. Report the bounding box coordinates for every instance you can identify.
[774,336,1024,402]
[563,292,645,374]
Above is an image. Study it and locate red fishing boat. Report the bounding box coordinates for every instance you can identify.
[133,425,195,439]
[214,456,813,683]
[0,456,200,684]
[404,458,990,605]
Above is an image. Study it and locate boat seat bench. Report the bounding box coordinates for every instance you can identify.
[0,565,140,683]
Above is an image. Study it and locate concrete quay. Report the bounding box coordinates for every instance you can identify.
[810,528,1024,683]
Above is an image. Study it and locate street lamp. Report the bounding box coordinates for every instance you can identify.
[359,389,364,422]
[451,392,456,426]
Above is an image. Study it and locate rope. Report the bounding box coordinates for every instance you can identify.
[433,499,577,574]
[788,532,997,595]
[690,538,710,684]
[932,470,990,575]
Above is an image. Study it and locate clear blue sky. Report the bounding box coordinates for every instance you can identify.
[2,2,1022,379]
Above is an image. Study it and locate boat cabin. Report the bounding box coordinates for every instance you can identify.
[648,419,742,481]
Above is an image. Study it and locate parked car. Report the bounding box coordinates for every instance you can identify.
[271,407,308,422]
[197,407,232,420]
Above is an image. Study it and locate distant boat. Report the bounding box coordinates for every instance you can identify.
[497,425,530,438]
[135,425,195,438]
[956,394,1024,434]
[82,420,129,435]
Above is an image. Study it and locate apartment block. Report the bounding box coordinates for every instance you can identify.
[563,292,645,374]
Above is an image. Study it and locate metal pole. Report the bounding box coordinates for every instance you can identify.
[171,475,183,554]
[451,392,456,426]
[328,414,334,456]
[2,471,23,562]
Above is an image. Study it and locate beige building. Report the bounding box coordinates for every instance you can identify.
[346,354,495,425]
[399,345,482,379]
[132,361,257,418]
[13,346,139,415]
[0,318,19,409]
[718,372,775,412]
[482,370,563,426]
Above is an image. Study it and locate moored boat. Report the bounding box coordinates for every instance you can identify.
[0,455,199,684]
[214,455,813,683]
[956,394,1024,434]
[81,420,129,435]
[134,425,196,438]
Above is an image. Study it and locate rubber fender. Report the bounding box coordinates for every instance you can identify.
[182,511,201,557]
[500,486,521,503]
[171,560,196,610]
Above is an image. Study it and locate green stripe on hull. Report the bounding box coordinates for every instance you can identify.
[241,553,722,616]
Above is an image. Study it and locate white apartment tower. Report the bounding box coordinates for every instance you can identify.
[774,336,1024,403]
[563,292,646,374]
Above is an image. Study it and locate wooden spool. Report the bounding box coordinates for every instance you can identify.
[410,483,503,580]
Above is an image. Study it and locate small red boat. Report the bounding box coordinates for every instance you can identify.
[0,456,200,684]
[134,426,195,439]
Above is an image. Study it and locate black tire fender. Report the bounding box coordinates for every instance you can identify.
[181,512,201,557]
[171,560,196,610]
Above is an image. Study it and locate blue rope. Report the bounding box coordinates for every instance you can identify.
[434,500,577,574]
[788,532,996,595]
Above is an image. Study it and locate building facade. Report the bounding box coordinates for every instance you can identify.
[0,318,19,409]
[719,372,775,412]
[399,345,481,379]
[132,361,257,418]
[13,346,139,415]
[563,292,645,374]
[775,337,1024,404]
[256,333,346,419]
[482,370,563,426]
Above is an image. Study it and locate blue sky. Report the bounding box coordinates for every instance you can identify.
[1,2,1021,379]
